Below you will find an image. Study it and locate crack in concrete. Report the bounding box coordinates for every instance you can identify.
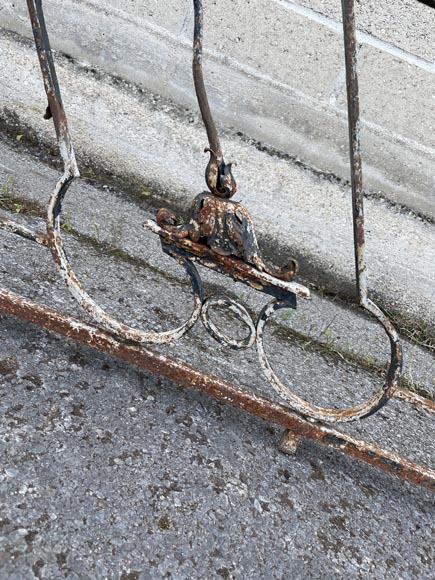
[278,0,435,73]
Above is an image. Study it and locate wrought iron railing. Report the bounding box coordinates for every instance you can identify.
[0,0,434,490]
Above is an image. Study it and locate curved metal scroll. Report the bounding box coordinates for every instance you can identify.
[28,0,203,345]
[201,295,256,350]
[186,0,402,423]
[250,1,402,423]
[256,298,401,423]
[26,0,402,424]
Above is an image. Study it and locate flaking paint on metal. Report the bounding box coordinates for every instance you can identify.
[0,0,426,490]
[1,286,434,492]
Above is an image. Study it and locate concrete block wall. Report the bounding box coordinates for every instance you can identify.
[1,0,434,218]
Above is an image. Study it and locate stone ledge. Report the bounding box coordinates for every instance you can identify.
[1,32,434,342]
[0,1,435,218]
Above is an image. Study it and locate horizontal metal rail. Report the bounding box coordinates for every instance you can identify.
[1,287,434,492]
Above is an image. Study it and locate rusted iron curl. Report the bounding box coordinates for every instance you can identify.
[25,1,207,346]
[200,295,257,350]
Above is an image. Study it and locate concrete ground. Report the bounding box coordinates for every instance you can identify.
[0,137,434,579]
[0,5,435,579]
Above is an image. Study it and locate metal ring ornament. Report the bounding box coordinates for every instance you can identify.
[46,178,203,345]
[200,295,256,350]
[256,298,402,424]
[29,0,204,346]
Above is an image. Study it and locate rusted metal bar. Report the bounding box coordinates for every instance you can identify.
[27,0,70,145]
[0,217,47,246]
[192,0,221,159]
[341,0,366,306]
[192,0,237,199]
[0,286,434,492]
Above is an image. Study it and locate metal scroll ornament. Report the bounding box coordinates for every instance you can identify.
[145,0,402,424]
[23,0,401,425]
[4,0,435,491]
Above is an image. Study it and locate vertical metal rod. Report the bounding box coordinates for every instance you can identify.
[341,0,368,306]
[26,1,72,152]
[340,0,402,410]
[192,0,222,159]
[26,0,79,224]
